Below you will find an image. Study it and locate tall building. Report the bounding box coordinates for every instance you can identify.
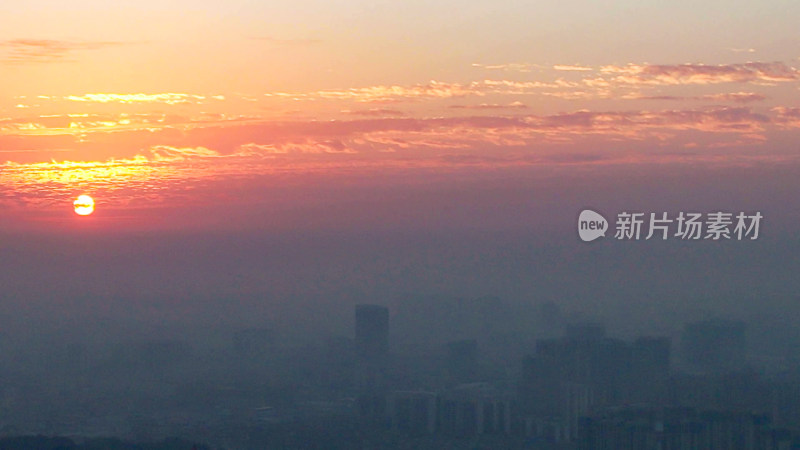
[519,327,671,441]
[354,304,390,424]
[355,304,389,361]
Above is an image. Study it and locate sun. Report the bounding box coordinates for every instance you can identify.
[73,195,95,216]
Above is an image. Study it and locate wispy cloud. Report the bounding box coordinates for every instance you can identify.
[237,140,357,154]
[472,62,593,73]
[449,101,528,110]
[533,107,769,135]
[268,62,797,103]
[3,104,798,211]
[543,90,610,100]
[773,107,800,128]
[65,93,223,105]
[599,62,799,85]
[0,39,129,63]
[554,64,593,72]
[2,106,777,158]
[471,62,539,72]
[266,81,515,103]
[626,92,767,103]
[341,108,406,117]
[251,36,321,46]
[20,60,795,109]
[699,92,768,103]
[184,106,776,157]
[307,81,485,102]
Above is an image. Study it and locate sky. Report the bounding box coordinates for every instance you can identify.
[1,0,800,347]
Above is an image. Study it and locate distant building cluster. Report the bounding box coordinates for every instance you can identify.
[578,407,791,450]
[348,306,798,449]
[4,301,800,449]
[519,323,670,440]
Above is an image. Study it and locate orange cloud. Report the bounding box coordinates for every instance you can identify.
[236,140,357,155]
[0,39,130,63]
[553,64,593,72]
[309,81,483,102]
[2,106,776,165]
[471,63,538,72]
[65,93,221,105]
[1,104,795,213]
[599,62,799,85]
[265,80,573,103]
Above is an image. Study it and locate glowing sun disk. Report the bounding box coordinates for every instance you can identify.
[73,194,95,216]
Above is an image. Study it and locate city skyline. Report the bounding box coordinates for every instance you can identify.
[2,2,800,448]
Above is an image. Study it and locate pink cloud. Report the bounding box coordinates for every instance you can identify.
[600,62,799,85]
[1,106,778,166]
[772,107,800,128]
[341,108,406,117]
[2,104,797,214]
[626,92,767,103]
[448,101,528,110]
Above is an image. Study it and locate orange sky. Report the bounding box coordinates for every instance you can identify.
[2,0,800,229]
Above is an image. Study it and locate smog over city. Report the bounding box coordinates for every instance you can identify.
[1,1,800,449]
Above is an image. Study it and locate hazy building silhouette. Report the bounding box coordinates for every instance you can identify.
[577,407,790,450]
[232,327,275,359]
[537,301,565,337]
[446,339,478,385]
[668,369,772,414]
[109,339,192,371]
[682,319,746,374]
[565,322,606,341]
[354,304,390,424]
[355,304,389,362]
[521,329,627,412]
[387,391,437,434]
[437,383,511,436]
[630,336,671,404]
[520,326,672,441]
